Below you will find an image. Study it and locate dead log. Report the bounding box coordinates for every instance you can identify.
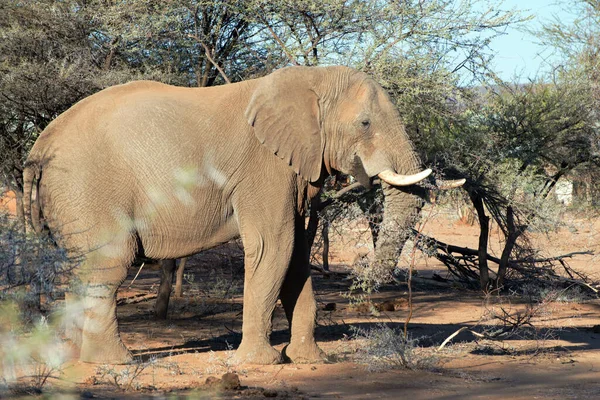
[117,293,158,305]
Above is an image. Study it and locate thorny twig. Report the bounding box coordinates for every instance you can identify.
[187,35,232,84]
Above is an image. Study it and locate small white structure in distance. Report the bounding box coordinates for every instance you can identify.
[555,179,573,206]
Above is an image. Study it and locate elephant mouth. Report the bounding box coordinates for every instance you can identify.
[377,168,432,186]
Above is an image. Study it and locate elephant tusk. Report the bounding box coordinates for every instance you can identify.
[378,168,432,186]
[436,178,466,189]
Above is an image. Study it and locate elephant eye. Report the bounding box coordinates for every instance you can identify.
[361,119,371,128]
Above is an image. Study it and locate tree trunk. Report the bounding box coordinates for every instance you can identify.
[8,171,26,230]
[469,192,490,291]
[174,257,187,298]
[497,206,522,288]
[10,181,38,311]
[14,188,25,231]
[322,220,330,271]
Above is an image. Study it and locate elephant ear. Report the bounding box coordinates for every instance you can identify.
[246,67,324,182]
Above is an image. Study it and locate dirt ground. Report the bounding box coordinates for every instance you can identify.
[8,207,600,399]
[0,191,16,215]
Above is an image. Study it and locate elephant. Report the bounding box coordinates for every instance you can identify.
[22,65,446,365]
[154,258,187,319]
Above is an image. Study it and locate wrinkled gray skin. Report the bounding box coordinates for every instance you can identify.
[23,66,424,365]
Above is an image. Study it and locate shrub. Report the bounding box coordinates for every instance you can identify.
[352,324,438,371]
[0,211,78,391]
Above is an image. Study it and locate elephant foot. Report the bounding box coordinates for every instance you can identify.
[63,340,81,361]
[64,327,82,349]
[232,340,283,365]
[283,340,327,364]
[80,340,133,364]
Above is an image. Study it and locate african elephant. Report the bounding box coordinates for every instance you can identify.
[23,66,438,365]
[154,257,186,319]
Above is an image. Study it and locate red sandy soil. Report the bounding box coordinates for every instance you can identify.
[0,190,16,215]
[5,206,600,399]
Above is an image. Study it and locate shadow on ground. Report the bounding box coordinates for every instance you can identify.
[129,319,600,361]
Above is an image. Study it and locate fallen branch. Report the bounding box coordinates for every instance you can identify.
[117,293,157,305]
[413,230,597,294]
[393,274,452,288]
[549,276,599,294]
[437,326,468,351]
[513,251,594,264]
[310,264,350,277]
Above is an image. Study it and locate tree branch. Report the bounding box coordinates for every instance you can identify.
[188,34,231,84]
[258,16,300,66]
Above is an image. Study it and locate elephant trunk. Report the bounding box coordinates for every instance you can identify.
[373,182,424,271]
[372,131,425,272]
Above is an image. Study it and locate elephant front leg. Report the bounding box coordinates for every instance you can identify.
[232,226,294,365]
[280,217,326,363]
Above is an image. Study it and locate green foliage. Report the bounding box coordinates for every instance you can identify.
[0,0,131,199]
[537,0,600,80]
[536,0,600,202]
[434,75,598,231]
[87,0,274,86]
[484,82,597,171]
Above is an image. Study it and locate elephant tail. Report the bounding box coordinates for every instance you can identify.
[23,161,43,234]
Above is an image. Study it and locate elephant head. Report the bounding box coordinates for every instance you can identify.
[246,66,443,270]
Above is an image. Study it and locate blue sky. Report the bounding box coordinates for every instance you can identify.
[488,0,572,81]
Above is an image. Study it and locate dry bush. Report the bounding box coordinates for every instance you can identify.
[352,324,439,372]
[95,361,151,392]
[0,211,79,393]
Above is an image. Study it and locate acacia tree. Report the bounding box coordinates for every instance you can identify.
[538,0,600,84]
[538,0,600,203]
[260,0,524,279]
[445,0,599,290]
[0,0,270,203]
[1,1,95,223]
[89,0,280,86]
[428,74,599,290]
[0,1,147,223]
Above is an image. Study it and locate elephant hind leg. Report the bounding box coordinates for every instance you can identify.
[76,235,137,364]
[62,291,84,359]
[154,259,177,319]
